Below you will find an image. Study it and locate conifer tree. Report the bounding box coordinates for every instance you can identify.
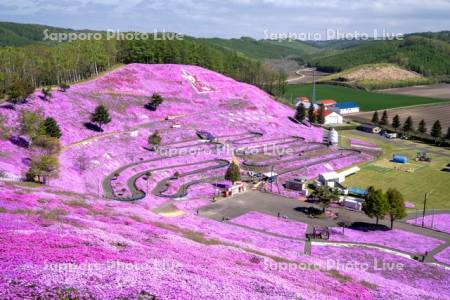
[90,105,111,131]
[42,117,62,138]
[371,111,379,124]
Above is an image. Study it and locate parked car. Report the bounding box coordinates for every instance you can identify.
[384,132,397,139]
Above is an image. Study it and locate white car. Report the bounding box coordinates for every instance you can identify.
[384,133,397,139]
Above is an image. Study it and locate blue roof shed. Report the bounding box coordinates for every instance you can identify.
[335,102,359,109]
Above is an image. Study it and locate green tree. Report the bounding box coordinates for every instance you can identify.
[311,186,340,212]
[295,103,306,123]
[41,117,62,138]
[371,111,379,124]
[150,93,163,107]
[307,104,316,124]
[446,126,450,140]
[317,104,325,125]
[59,82,70,92]
[362,186,388,225]
[90,105,111,131]
[32,135,61,154]
[225,162,241,184]
[148,131,162,146]
[392,115,401,131]
[0,115,10,140]
[26,155,59,184]
[41,87,52,101]
[386,188,407,229]
[418,119,427,134]
[380,110,388,126]
[6,79,34,105]
[19,110,45,140]
[402,116,414,133]
[430,120,442,143]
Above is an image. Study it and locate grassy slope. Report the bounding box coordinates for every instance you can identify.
[340,131,450,209]
[283,84,450,111]
[318,63,433,90]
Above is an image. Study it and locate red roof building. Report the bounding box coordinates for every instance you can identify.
[317,99,336,107]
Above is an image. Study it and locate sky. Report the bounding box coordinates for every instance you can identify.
[0,0,449,39]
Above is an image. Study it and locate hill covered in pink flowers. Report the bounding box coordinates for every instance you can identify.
[0,64,448,299]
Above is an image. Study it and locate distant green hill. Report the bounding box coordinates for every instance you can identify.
[312,36,450,77]
[0,22,87,46]
[204,37,320,60]
[1,21,449,80]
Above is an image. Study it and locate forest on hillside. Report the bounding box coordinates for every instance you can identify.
[0,38,287,100]
[312,36,450,78]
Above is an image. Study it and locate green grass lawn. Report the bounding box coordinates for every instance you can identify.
[339,131,450,210]
[283,84,450,111]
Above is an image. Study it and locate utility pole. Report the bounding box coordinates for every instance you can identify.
[422,191,432,227]
[312,70,316,104]
[431,209,435,229]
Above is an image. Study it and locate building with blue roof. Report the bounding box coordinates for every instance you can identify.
[332,102,360,114]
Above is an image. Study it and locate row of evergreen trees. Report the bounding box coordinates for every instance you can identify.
[294,103,326,125]
[371,110,450,142]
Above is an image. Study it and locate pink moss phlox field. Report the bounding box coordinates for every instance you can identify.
[329,227,444,254]
[407,214,450,234]
[231,211,308,239]
[0,185,373,300]
[1,182,449,299]
[0,63,411,299]
[434,247,450,265]
[311,245,450,299]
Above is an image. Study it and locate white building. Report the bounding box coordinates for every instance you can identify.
[318,166,360,187]
[322,111,343,125]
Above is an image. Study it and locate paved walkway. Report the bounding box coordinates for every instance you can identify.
[199,190,450,265]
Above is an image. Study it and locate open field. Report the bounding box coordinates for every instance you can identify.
[379,84,450,100]
[340,130,450,209]
[353,102,450,130]
[283,84,450,111]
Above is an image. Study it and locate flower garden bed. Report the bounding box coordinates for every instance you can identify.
[407,214,450,234]
[329,227,444,254]
[231,211,308,239]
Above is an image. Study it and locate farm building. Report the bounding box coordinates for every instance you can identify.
[285,177,308,191]
[348,187,368,197]
[295,97,320,110]
[317,99,336,108]
[332,102,360,114]
[318,166,360,187]
[321,111,343,125]
[295,96,309,106]
[357,124,382,134]
[216,181,246,197]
